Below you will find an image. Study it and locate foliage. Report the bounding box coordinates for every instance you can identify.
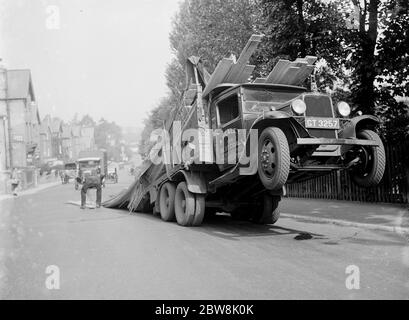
[138,97,174,159]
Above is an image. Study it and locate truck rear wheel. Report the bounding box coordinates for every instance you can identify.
[175,182,195,226]
[258,127,290,191]
[159,182,176,222]
[351,130,386,187]
[192,194,205,226]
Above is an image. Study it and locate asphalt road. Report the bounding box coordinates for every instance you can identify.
[0,170,408,299]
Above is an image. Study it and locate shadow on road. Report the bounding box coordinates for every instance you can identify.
[195,214,327,241]
[102,207,407,246]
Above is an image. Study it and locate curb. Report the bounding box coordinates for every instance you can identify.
[281,213,409,235]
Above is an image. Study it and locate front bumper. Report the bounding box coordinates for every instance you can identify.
[296,138,379,147]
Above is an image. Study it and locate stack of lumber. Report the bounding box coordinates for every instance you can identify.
[199,34,317,99]
[254,56,317,86]
[202,34,263,97]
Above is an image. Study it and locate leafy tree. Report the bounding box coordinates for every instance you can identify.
[374,0,409,142]
[138,97,174,159]
[170,0,256,71]
[94,119,124,161]
[255,0,350,83]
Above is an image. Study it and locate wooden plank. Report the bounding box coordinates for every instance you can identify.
[265,59,290,83]
[283,61,308,84]
[253,78,266,83]
[277,66,300,84]
[305,55,318,65]
[235,65,255,83]
[293,65,315,85]
[224,34,263,83]
[203,58,234,97]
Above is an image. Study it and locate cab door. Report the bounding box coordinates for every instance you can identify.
[210,90,243,172]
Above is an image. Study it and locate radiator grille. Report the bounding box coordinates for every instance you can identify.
[304,95,336,138]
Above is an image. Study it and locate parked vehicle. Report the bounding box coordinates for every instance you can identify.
[107,162,119,184]
[75,150,108,190]
[62,162,77,184]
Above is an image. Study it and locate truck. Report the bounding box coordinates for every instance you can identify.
[75,150,108,190]
[104,35,385,227]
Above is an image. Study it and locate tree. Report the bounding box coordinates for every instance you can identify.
[94,119,124,161]
[138,97,174,159]
[255,0,350,83]
[169,0,256,72]
[374,0,409,142]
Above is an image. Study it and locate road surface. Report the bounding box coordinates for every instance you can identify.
[0,170,408,299]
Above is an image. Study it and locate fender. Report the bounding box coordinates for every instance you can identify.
[249,111,310,142]
[171,170,207,194]
[339,115,380,139]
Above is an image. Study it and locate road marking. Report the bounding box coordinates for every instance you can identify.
[281,213,409,235]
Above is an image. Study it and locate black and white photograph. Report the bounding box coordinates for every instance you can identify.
[0,0,408,304]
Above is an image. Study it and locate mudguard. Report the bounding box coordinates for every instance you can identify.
[339,115,380,139]
[250,111,310,141]
[171,170,207,194]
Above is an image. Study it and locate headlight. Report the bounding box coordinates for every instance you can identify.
[337,101,351,117]
[291,99,306,115]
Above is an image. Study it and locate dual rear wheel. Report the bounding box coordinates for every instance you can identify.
[159,182,205,227]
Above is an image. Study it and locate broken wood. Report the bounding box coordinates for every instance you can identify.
[223,34,263,83]
[203,58,234,97]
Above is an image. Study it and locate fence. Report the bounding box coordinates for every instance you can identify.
[285,142,409,204]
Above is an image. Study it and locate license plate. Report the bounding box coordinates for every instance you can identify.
[305,117,340,130]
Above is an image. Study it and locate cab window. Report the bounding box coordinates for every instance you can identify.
[217,94,239,126]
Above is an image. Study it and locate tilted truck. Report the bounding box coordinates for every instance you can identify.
[104,35,385,226]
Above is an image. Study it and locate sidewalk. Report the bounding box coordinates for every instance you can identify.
[281,197,409,234]
[0,180,61,202]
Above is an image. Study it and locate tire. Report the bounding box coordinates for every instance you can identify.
[352,130,386,187]
[192,194,205,226]
[233,194,281,225]
[258,127,290,191]
[159,183,176,222]
[174,182,195,226]
[252,194,281,225]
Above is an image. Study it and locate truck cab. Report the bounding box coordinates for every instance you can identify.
[208,83,385,189]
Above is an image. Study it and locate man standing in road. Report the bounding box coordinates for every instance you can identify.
[80,168,102,209]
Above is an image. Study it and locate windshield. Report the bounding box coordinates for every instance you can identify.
[79,160,100,170]
[242,88,302,112]
[65,163,76,170]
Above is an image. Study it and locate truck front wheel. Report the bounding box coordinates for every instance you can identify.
[351,130,386,187]
[258,127,290,191]
[252,194,281,224]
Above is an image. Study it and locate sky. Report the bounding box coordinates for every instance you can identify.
[0,0,181,128]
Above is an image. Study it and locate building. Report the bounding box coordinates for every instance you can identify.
[70,125,82,160]
[0,68,41,193]
[39,115,52,162]
[50,117,63,159]
[61,124,73,161]
[80,126,95,152]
